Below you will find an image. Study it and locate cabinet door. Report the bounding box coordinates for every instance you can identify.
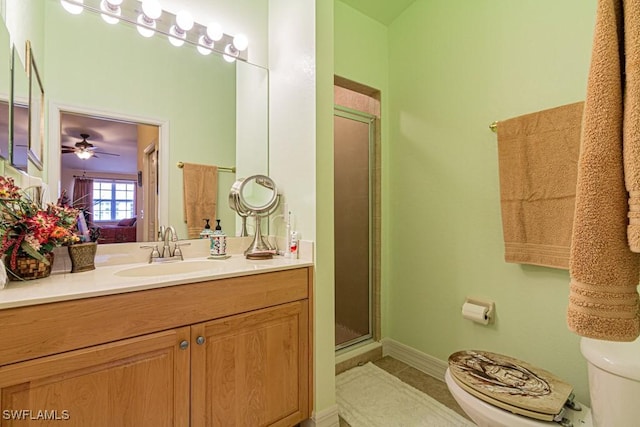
[0,328,190,427]
[191,301,309,427]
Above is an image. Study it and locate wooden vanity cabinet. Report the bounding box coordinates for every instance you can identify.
[0,267,313,427]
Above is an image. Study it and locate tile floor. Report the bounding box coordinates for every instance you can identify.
[337,356,473,426]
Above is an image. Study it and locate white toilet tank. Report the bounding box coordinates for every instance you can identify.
[580,336,640,427]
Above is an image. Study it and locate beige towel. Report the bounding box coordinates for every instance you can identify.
[182,163,218,239]
[568,0,640,342]
[497,102,583,270]
[626,0,640,252]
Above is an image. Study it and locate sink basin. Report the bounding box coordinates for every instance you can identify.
[115,260,222,277]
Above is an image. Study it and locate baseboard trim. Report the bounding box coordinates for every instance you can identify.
[381,338,448,381]
[301,404,340,427]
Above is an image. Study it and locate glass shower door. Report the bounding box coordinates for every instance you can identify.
[334,106,375,350]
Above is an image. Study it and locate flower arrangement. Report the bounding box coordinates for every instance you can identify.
[0,176,80,270]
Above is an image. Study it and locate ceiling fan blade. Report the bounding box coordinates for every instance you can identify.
[61,149,76,153]
[94,151,120,157]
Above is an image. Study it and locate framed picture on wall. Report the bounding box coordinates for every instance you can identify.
[27,40,44,171]
[10,44,29,172]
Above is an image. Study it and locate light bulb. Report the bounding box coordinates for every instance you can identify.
[76,150,94,160]
[168,10,193,47]
[141,0,162,20]
[137,14,156,38]
[137,1,162,38]
[168,26,186,47]
[206,23,223,41]
[175,10,194,32]
[100,0,122,24]
[232,34,248,51]
[197,35,214,55]
[223,44,238,63]
[61,0,84,15]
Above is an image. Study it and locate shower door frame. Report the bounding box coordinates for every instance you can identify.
[334,105,377,351]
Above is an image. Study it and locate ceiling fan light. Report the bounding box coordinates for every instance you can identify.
[61,0,84,15]
[76,149,94,160]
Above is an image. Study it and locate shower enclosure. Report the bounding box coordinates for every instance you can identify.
[334,105,376,350]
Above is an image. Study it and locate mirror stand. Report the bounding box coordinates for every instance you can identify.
[245,213,273,259]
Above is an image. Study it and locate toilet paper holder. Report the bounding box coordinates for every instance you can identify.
[462,297,495,325]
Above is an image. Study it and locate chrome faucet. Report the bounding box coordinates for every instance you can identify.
[141,225,190,263]
[161,226,177,258]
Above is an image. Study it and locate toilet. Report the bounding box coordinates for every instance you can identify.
[445,338,640,427]
[580,336,640,427]
[445,350,590,427]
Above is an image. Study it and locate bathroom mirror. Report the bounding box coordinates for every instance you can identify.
[29,0,270,241]
[0,20,10,160]
[27,41,44,170]
[10,45,29,172]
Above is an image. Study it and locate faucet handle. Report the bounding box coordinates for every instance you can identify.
[173,242,191,260]
[141,244,161,263]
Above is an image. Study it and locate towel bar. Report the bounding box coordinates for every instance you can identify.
[177,162,236,173]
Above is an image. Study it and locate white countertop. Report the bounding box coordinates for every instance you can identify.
[0,238,314,310]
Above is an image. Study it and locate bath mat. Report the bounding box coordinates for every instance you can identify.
[336,362,475,427]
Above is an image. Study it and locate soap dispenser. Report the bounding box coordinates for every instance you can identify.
[210,219,227,258]
[199,219,214,239]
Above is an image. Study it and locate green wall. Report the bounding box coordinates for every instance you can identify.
[334,0,391,337]
[387,0,596,403]
[316,0,336,414]
[336,0,598,404]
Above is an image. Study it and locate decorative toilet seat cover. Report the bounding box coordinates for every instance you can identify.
[448,350,573,422]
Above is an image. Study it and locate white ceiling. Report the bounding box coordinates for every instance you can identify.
[60,112,139,174]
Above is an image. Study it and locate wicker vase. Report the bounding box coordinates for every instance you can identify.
[68,242,97,273]
[7,252,54,281]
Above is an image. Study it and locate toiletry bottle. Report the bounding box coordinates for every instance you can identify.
[289,230,299,259]
[199,219,214,239]
[284,209,292,258]
[210,219,227,257]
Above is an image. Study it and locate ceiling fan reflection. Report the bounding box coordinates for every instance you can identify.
[61,133,121,159]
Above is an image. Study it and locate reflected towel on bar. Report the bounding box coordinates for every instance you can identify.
[568,0,640,341]
[182,163,218,239]
[497,102,583,270]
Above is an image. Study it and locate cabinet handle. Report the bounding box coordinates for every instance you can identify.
[179,340,189,350]
[196,336,205,345]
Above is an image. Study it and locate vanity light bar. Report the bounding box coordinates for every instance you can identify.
[59,0,249,62]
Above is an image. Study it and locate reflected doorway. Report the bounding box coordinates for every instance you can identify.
[59,111,159,244]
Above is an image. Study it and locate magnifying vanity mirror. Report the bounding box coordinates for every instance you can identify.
[229,175,280,259]
[1,0,270,243]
